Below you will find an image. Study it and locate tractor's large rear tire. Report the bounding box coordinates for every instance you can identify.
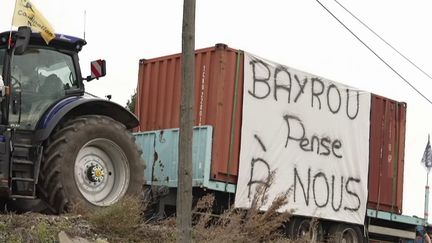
[38,115,145,214]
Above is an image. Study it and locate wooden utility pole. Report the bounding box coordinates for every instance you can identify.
[177,0,195,242]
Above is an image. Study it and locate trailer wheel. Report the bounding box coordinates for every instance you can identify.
[328,223,364,243]
[37,115,145,214]
[286,217,324,241]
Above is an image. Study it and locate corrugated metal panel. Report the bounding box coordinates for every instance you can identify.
[368,95,406,214]
[135,44,243,183]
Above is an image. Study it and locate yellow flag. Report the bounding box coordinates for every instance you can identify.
[12,0,55,44]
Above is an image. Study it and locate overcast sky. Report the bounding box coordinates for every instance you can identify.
[1,0,432,220]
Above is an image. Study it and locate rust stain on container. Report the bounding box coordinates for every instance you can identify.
[135,44,243,183]
[367,95,406,214]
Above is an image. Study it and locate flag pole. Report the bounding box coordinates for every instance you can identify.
[9,0,18,49]
[425,134,431,227]
[426,170,430,227]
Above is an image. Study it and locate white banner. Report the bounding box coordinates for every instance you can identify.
[234,53,371,225]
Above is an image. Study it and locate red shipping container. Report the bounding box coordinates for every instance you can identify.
[135,44,243,183]
[135,44,406,214]
[368,95,406,214]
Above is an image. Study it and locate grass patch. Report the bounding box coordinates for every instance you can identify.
[0,181,319,242]
[79,179,296,243]
[88,196,142,237]
[192,175,293,242]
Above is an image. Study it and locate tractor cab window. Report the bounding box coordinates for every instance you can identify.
[11,48,77,92]
[9,48,77,129]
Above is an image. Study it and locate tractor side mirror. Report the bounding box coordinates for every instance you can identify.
[14,26,31,55]
[85,59,106,82]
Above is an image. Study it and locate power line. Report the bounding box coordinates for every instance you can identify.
[315,0,432,105]
[333,0,432,83]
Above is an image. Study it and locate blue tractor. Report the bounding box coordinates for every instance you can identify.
[0,27,145,213]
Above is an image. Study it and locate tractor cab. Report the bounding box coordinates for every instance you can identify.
[0,27,104,130]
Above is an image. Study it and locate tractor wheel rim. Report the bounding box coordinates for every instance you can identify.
[74,138,130,206]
